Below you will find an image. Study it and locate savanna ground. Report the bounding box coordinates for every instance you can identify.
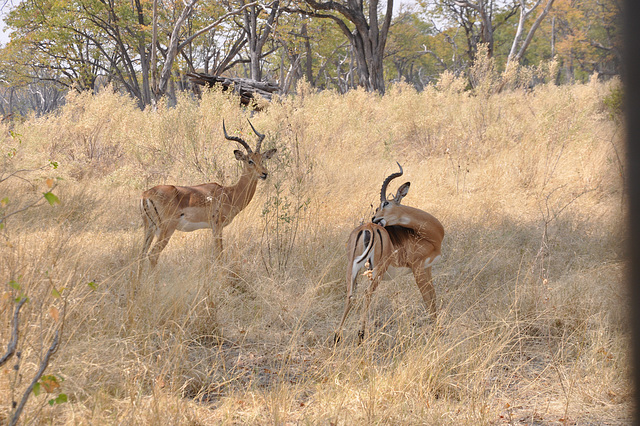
[0,73,630,424]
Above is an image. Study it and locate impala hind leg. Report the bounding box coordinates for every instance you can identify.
[358,275,381,344]
[414,266,437,321]
[137,220,156,278]
[148,226,175,268]
[334,274,358,344]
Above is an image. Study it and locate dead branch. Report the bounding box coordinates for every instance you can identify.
[187,73,279,107]
[0,298,27,367]
[10,329,61,426]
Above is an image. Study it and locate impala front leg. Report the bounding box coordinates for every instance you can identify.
[335,268,359,344]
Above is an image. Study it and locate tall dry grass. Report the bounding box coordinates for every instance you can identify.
[0,75,629,424]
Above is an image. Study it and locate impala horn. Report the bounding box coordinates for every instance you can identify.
[380,162,404,203]
[223,120,252,153]
[247,119,265,152]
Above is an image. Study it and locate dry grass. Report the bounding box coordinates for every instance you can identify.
[0,76,630,424]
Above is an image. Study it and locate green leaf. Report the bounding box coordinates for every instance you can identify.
[1,197,8,207]
[33,382,41,396]
[51,287,61,298]
[49,160,58,169]
[48,393,68,406]
[87,281,97,290]
[9,280,20,290]
[43,192,60,206]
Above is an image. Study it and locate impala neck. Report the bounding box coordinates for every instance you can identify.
[228,167,259,209]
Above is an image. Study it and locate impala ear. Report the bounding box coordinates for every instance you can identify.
[234,150,246,161]
[263,148,277,159]
[394,182,411,203]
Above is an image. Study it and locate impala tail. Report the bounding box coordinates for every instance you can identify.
[348,226,384,287]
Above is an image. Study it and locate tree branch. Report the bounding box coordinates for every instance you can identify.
[178,1,259,50]
[10,329,61,426]
[285,6,354,43]
[0,298,26,368]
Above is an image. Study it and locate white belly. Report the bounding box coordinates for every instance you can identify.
[381,255,443,279]
[424,255,442,268]
[383,266,411,280]
[176,217,212,232]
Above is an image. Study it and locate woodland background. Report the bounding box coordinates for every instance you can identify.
[0,0,621,115]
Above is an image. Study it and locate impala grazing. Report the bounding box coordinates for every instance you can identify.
[335,163,445,343]
[138,120,276,275]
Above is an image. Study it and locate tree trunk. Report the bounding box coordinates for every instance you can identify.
[134,0,152,106]
[506,0,556,66]
[157,0,198,97]
[151,0,158,102]
[245,5,262,80]
[302,23,313,84]
[242,1,280,82]
[139,45,151,106]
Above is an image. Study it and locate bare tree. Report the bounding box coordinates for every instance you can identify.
[454,0,496,56]
[237,0,282,81]
[506,0,556,66]
[153,0,259,98]
[435,0,518,60]
[294,0,394,93]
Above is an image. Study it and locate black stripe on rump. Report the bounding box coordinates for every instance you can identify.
[143,199,160,229]
[352,230,363,263]
[355,229,374,264]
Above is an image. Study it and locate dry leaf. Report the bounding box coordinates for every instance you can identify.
[49,306,60,322]
[156,375,166,389]
[42,376,60,393]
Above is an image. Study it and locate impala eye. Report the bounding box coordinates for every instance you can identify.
[382,201,389,208]
[248,160,255,165]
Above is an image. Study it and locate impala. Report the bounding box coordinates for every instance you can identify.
[138,120,276,274]
[335,163,445,343]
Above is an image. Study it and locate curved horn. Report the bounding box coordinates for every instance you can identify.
[223,120,252,153]
[380,162,404,203]
[247,119,265,152]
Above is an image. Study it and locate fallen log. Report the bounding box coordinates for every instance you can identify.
[187,73,280,107]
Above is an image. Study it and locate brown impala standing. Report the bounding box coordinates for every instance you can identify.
[336,163,444,343]
[138,120,276,275]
